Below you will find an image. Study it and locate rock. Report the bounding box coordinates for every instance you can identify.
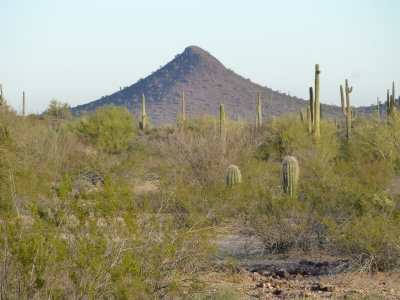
[321,285,335,292]
[276,269,291,279]
[312,282,335,292]
[274,289,283,295]
[300,290,311,297]
[299,259,308,265]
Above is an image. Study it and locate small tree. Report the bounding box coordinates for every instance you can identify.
[78,104,135,153]
[44,99,72,119]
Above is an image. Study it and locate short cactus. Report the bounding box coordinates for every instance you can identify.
[282,156,299,197]
[226,165,242,186]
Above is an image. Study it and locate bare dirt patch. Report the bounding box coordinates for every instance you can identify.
[202,226,400,299]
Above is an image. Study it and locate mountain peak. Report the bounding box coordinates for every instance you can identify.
[184,45,210,56]
[73,46,342,126]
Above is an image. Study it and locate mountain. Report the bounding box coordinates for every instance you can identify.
[73,45,348,126]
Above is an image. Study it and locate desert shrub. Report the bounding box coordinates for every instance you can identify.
[154,114,263,185]
[353,115,400,162]
[43,99,72,120]
[78,104,135,154]
[324,210,400,273]
[248,194,325,253]
[261,115,339,167]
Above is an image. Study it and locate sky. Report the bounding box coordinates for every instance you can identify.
[1,0,399,115]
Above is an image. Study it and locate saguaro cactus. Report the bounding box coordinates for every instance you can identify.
[220,104,226,133]
[0,84,5,114]
[226,165,242,186]
[257,92,262,128]
[340,79,357,140]
[282,156,299,197]
[181,88,185,120]
[314,64,321,138]
[220,104,226,153]
[387,81,397,121]
[139,93,148,130]
[23,91,26,118]
[309,87,314,132]
[376,97,380,118]
[301,67,320,136]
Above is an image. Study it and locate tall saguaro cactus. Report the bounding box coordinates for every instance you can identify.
[23,91,26,118]
[387,81,397,121]
[314,64,321,138]
[139,93,148,130]
[257,91,262,128]
[309,87,314,129]
[340,79,357,140]
[0,84,5,114]
[300,87,314,134]
[376,97,380,118]
[181,88,185,121]
[301,66,321,136]
[220,104,226,153]
[282,156,299,197]
[220,104,226,135]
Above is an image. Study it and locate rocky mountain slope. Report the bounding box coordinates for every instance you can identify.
[73,46,372,126]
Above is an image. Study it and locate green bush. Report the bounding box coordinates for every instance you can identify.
[324,211,400,273]
[78,104,135,153]
[43,99,72,120]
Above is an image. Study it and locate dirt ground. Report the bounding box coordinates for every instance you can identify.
[200,227,400,299]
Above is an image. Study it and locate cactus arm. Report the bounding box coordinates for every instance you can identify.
[300,108,306,123]
[351,109,357,120]
[340,85,347,116]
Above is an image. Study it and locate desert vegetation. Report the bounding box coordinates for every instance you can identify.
[1,88,400,299]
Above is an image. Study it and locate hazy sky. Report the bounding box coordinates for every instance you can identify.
[1,0,399,114]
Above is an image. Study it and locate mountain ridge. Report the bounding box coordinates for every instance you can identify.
[73,45,358,126]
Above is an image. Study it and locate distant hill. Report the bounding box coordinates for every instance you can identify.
[73,45,374,126]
